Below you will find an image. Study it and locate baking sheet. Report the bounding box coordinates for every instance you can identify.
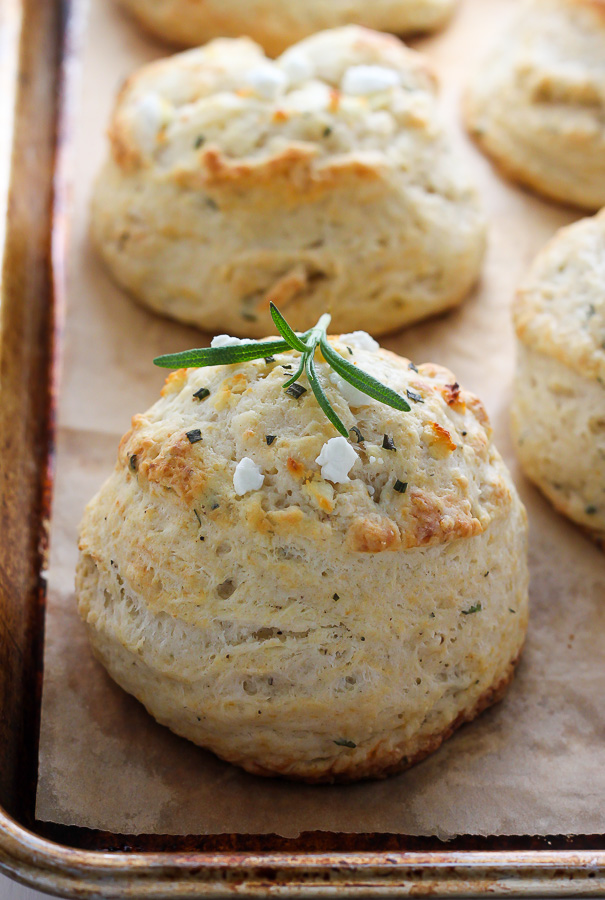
[35,0,605,837]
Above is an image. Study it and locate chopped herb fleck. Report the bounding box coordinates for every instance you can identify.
[429,612,435,618]
[382,434,396,451]
[509,608,516,614]
[360,636,365,641]
[323,126,332,137]
[484,571,490,577]
[264,356,275,364]
[347,346,353,355]
[350,426,365,443]
[281,364,293,370]
[286,383,307,399]
[586,505,598,515]
[211,502,220,510]
[408,362,419,373]
[462,430,467,436]
[129,454,138,472]
[333,593,340,600]
[394,479,408,494]
[334,739,356,748]
[206,197,218,211]
[194,509,202,527]
[407,388,424,403]
[193,387,210,401]
[194,135,205,148]
[200,536,205,541]
[265,435,277,446]
[462,602,482,615]
[241,311,258,322]
[186,428,202,444]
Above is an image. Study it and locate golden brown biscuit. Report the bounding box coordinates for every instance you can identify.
[118,0,457,57]
[92,27,486,337]
[466,0,605,210]
[77,334,528,782]
[512,210,605,546]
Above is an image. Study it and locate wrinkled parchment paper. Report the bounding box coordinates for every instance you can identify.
[35,0,605,837]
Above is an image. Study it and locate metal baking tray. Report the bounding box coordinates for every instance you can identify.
[1,0,605,895]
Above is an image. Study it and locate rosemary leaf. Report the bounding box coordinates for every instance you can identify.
[305,354,348,438]
[154,339,290,369]
[319,336,411,412]
[270,302,308,353]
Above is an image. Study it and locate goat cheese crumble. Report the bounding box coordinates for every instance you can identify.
[244,65,289,100]
[340,331,380,352]
[233,457,265,495]
[341,65,401,96]
[210,334,255,348]
[315,437,358,483]
[329,372,370,407]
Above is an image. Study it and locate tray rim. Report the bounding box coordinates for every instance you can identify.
[1,0,605,896]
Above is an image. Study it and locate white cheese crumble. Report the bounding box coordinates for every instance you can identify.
[315,437,358,484]
[233,458,265,495]
[341,65,401,96]
[340,331,380,352]
[279,49,313,86]
[210,334,255,348]
[329,372,369,407]
[244,65,289,100]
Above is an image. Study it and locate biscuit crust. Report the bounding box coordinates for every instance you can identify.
[465,0,605,210]
[77,340,529,781]
[119,0,456,56]
[92,27,486,336]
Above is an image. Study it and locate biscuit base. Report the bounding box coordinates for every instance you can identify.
[213,653,521,784]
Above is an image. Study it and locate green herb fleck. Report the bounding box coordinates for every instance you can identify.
[241,311,258,322]
[394,479,408,494]
[509,608,516,614]
[333,593,340,600]
[429,612,435,618]
[334,738,356,748]
[194,135,206,148]
[586,505,598,515]
[408,362,418,373]
[286,383,307,399]
[206,197,218,211]
[382,434,396,451]
[154,304,410,437]
[407,388,424,403]
[193,387,210,401]
[266,435,277,446]
[462,602,482,615]
[350,426,365,443]
[194,509,202,527]
[347,346,353,355]
[323,126,332,137]
[186,428,202,444]
[129,454,138,472]
[264,356,275,364]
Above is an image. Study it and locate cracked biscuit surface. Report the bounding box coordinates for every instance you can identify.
[512,210,605,547]
[465,0,605,210]
[118,0,456,56]
[77,335,528,781]
[92,27,485,337]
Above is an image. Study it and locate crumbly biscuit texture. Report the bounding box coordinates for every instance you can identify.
[119,0,456,56]
[77,339,528,781]
[512,211,605,543]
[465,0,605,210]
[92,27,485,336]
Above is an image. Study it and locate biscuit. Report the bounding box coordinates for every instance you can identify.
[465,0,605,210]
[512,210,605,547]
[91,27,486,337]
[77,335,528,782]
[118,0,457,56]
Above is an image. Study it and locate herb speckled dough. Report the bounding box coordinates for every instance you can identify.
[465,0,605,210]
[117,0,456,56]
[91,27,486,337]
[77,336,528,782]
[512,210,605,548]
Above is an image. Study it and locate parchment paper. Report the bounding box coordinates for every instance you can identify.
[35,0,605,837]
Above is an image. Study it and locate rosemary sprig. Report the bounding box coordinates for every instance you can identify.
[154,304,410,437]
